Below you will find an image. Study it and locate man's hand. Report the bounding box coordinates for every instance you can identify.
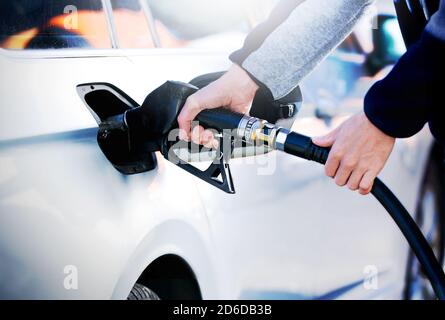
[312,112,395,195]
[178,64,259,148]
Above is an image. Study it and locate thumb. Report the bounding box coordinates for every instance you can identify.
[312,128,338,147]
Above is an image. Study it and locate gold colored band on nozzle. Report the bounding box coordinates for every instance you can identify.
[250,120,266,141]
[237,116,280,147]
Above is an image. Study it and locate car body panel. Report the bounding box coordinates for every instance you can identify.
[0,9,437,299]
[0,49,232,299]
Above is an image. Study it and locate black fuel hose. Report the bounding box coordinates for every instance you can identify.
[196,108,445,300]
[284,131,445,300]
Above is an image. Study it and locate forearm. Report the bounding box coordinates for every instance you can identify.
[230,0,375,99]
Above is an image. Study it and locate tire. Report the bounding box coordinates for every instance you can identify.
[404,154,445,300]
[127,283,160,300]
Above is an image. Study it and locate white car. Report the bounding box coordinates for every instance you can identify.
[0,0,443,300]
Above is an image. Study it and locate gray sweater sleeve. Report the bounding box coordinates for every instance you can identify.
[232,0,375,100]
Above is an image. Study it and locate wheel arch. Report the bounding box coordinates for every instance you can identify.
[111,219,219,300]
[135,254,202,300]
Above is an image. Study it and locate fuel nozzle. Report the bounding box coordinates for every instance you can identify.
[95,80,329,169]
[196,109,330,165]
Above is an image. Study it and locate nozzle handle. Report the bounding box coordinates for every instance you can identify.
[196,108,244,132]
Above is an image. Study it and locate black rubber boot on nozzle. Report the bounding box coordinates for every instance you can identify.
[125,81,199,146]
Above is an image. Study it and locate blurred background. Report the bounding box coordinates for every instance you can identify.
[0,0,402,51]
[0,0,275,50]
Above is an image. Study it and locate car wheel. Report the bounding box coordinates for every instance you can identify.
[404,158,445,300]
[127,283,160,300]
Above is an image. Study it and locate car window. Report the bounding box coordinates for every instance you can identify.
[146,0,256,49]
[110,0,155,48]
[0,0,111,49]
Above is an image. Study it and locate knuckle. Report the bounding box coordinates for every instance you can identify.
[178,113,191,127]
[185,95,197,106]
[334,144,346,155]
[331,152,342,162]
[177,112,186,123]
[342,162,354,170]
[188,96,203,112]
[202,133,211,143]
[342,157,357,169]
[204,129,213,138]
[357,162,370,172]
[191,128,199,138]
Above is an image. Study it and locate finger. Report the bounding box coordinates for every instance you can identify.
[325,149,341,178]
[359,171,376,195]
[334,160,354,187]
[178,96,203,140]
[191,125,204,145]
[347,166,367,191]
[312,127,339,147]
[178,128,190,142]
[201,129,216,148]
